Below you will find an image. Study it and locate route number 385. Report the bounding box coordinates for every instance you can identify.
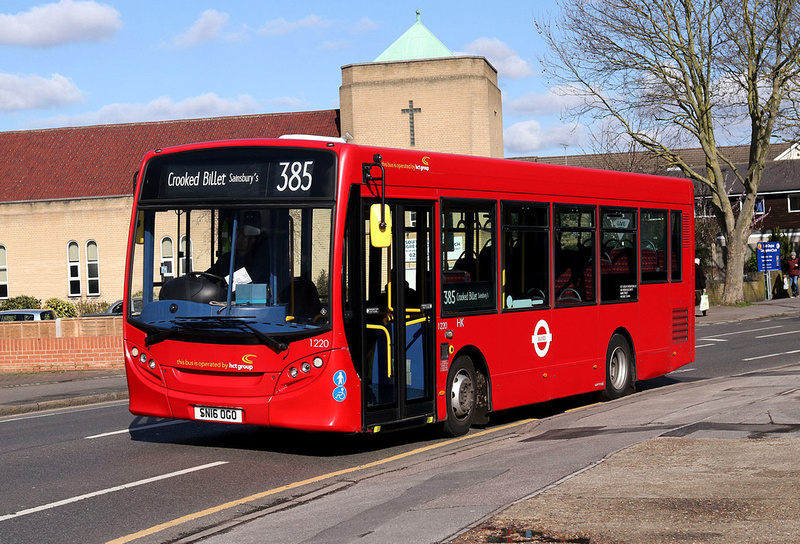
[277,161,313,192]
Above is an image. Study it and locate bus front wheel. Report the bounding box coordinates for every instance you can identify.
[600,334,634,401]
[443,356,476,437]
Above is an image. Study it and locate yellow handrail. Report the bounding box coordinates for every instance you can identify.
[366,324,393,378]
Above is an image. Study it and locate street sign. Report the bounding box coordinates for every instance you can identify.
[756,242,781,272]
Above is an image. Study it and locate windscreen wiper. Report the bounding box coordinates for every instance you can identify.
[145,324,186,347]
[240,321,288,353]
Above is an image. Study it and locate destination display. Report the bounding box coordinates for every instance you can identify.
[140,148,336,201]
[442,281,495,312]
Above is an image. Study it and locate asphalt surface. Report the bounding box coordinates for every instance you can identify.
[2,296,800,543]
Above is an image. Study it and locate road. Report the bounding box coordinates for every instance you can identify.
[1,315,799,544]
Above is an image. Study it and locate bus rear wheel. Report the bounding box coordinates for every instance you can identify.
[600,334,634,401]
[443,356,476,437]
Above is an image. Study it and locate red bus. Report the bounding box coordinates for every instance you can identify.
[123,138,694,436]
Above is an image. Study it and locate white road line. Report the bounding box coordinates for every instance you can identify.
[755,329,800,339]
[743,349,800,362]
[0,462,228,522]
[695,344,716,349]
[84,420,185,439]
[698,325,783,340]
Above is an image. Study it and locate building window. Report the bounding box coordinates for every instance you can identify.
[160,236,174,279]
[179,235,193,275]
[788,194,800,213]
[68,241,81,297]
[0,245,7,299]
[86,240,100,296]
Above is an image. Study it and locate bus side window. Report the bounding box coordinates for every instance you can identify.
[502,203,549,309]
[641,210,668,283]
[554,205,596,306]
[600,208,638,302]
[670,210,683,282]
[441,199,496,314]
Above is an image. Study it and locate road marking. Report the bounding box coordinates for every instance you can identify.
[698,325,783,340]
[695,344,716,349]
[105,418,536,544]
[755,329,800,339]
[0,462,228,523]
[85,420,185,439]
[743,349,800,361]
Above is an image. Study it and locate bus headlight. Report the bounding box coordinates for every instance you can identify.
[301,362,311,373]
[289,367,299,378]
[313,356,323,368]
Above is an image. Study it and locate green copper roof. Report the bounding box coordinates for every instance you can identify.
[375,11,454,62]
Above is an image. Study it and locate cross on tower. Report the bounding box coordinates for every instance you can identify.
[401,100,422,146]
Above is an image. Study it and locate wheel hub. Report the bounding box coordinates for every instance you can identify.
[450,370,474,418]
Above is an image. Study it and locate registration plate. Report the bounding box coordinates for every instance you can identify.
[194,406,244,423]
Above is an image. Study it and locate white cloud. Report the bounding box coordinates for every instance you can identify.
[259,15,334,37]
[504,120,586,155]
[265,96,306,110]
[461,38,533,79]
[507,86,588,116]
[0,73,83,111]
[172,9,229,47]
[35,93,262,127]
[351,17,378,35]
[0,0,121,47]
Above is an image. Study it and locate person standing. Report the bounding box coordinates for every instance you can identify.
[787,251,800,298]
[695,257,708,316]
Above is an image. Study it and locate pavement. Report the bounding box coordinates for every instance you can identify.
[2,295,800,543]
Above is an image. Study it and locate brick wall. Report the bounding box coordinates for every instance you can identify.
[340,56,503,158]
[0,317,123,373]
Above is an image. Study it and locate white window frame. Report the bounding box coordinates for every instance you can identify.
[86,240,100,296]
[788,193,800,213]
[0,244,7,300]
[160,236,175,279]
[67,241,81,297]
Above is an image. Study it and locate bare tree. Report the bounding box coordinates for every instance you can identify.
[536,0,800,303]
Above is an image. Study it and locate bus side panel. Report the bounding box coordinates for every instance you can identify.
[437,313,500,414]
[548,305,602,399]
[634,284,671,379]
[493,309,554,411]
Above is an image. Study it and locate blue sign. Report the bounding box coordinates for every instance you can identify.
[756,242,781,272]
[333,386,347,402]
[333,370,347,386]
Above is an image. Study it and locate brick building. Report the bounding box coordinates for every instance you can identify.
[0,13,501,307]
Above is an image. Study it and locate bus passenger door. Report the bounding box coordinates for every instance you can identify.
[361,202,436,429]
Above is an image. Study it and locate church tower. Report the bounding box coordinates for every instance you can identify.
[340,11,503,157]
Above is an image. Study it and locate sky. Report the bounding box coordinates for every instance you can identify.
[0,0,583,158]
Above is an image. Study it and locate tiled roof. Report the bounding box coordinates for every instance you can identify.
[0,110,341,203]
[519,143,793,172]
